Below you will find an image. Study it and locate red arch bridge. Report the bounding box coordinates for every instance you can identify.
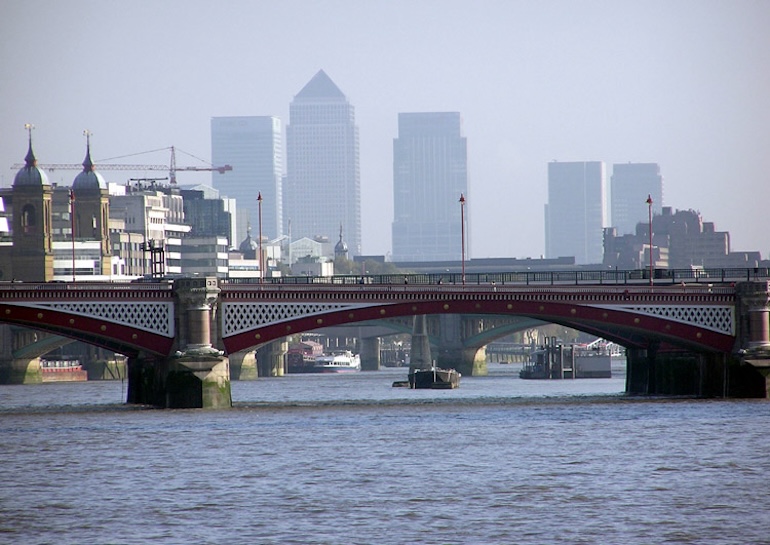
[1,269,769,408]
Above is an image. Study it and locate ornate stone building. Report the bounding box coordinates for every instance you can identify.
[10,132,54,281]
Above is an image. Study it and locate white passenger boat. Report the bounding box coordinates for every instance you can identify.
[313,351,361,373]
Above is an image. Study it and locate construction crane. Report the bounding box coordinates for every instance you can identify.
[11,146,232,185]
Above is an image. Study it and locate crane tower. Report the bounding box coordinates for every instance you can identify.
[11,146,232,184]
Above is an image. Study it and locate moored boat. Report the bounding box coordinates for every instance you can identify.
[408,366,461,389]
[287,339,325,373]
[40,358,88,383]
[519,339,622,379]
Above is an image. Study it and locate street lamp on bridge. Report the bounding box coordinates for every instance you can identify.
[459,193,466,285]
[257,192,263,283]
[646,194,653,287]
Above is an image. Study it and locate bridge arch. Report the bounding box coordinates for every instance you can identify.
[0,283,176,357]
[220,285,736,357]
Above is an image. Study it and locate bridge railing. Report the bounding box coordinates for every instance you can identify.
[224,267,769,287]
[0,281,174,300]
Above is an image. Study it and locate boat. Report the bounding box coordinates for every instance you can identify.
[287,340,325,373]
[407,366,461,389]
[519,339,623,379]
[40,358,88,383]
[313,351,361,373]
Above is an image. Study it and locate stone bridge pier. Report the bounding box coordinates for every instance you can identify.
[256,339,288,377]
[737,281,770,396]
[360,337,381,371]
[435,315,487,376]
[127,277,231,409]
[0,325,42,383]
[406,315,486,376]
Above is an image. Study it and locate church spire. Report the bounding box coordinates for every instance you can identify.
[14,123,49,187]
[23,123,36,168]
[81,129,94,172]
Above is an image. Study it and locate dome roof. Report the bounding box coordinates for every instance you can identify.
[239,225,258,258]
[72,143,107,190]
[334,224,348,255]
[335,237,348,253]
[13,138,49,187]
[239,235,258,253]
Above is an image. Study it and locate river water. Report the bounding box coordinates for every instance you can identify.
[1,363,769,545]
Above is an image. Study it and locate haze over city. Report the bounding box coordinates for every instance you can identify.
[2,0,768,260]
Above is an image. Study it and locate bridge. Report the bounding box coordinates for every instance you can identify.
[1,269,769,408]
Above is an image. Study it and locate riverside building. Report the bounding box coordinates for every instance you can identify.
[391,112,468,262]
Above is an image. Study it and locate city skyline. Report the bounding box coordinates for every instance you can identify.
[1,1,768,260]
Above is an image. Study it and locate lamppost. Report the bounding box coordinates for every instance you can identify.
[459,193,466,285]
[257,192,263,283]
[646,194,653,287]
[69,188,76,282]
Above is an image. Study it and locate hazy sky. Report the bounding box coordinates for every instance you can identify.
[2,0,768,260]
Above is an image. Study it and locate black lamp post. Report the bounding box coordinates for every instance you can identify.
[257,192,263,283]
[646,194,653,287]
[459,193,466,285]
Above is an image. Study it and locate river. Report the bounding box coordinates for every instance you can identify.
[1,363,769,544]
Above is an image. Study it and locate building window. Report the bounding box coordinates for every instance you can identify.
[21,204,36,234]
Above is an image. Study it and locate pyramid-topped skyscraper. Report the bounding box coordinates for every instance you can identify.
[285,70,361,257]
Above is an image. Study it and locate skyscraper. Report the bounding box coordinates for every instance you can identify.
[211,116,283,245]
[610,162,663,235]
[284,70,361,256]
[392,112,468,262]
[544,161,606,264]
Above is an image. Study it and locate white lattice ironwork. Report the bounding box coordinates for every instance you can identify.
[593,304,734,335]
[222,302,375,337]
[14,302,174,337]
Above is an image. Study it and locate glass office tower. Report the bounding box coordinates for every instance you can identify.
[611,162,663,235]
[211,116,283,245]
[284,70,361,256]
[544,161,606,264]
[391,112,468,262]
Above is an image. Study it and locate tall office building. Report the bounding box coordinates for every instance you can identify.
[211,116,283,246]
[285,70,361,256]
[391,112,468,262]
[544,161,607,264]
[611,163,663,235]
